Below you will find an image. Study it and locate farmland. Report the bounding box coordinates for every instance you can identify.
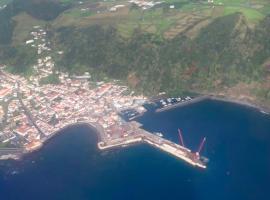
[48,0,270,39]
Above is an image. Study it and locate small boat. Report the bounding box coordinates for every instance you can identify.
[200,156,209,163]
[11,170,19,175]
[260,110,269,115]
[154,132,163,137]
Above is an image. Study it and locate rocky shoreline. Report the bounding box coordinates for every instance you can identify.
[155,93,270,114]
[208,95,270,114]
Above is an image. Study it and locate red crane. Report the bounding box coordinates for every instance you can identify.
[178,128,207,156]
[178,129,185,147]
[196,137,206,156]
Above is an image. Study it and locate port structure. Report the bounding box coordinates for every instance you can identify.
[178,128,207,166]
[178,129,185,147]
[98,122,208,169]
[197,137,206,156]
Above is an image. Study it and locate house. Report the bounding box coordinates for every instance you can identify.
[25,40,34,44]
[0,88,12,100]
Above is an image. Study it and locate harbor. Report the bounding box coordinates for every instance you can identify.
[155,95,209,113]
[2,97,270,200]
[0,65,209,169]
[98,121,207,169]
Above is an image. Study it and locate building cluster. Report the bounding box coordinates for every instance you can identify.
[0,69,147,151]
[109,4,126,12]
[0,71,32,148]
[128,0,163,10]
[26,26,51,54]
[25,26,57,82]
[0,22,148,154]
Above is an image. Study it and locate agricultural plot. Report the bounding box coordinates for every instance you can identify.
[6,0,270,42]
[52,0,269,37]
[214,0,270,21]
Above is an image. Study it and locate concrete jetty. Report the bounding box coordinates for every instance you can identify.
[98,122,207,169]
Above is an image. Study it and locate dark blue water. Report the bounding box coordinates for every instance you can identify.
[0,100,270,200]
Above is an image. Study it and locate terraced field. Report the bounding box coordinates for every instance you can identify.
[5,0,270,45]
[49,0,270,38]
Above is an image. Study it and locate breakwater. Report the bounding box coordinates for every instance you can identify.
[98,122,206,169]
[156,95,208,113]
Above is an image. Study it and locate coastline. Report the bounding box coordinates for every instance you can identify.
[2,123,103,161]
[155,94,270,114]
[208,95,270,114]
[43,122,103,145]
[1,95,270,162]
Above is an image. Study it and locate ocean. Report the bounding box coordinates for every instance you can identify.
[0,99,270,200]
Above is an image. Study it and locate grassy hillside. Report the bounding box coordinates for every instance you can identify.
[52,13,270,96]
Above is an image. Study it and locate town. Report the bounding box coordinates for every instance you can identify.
[0,25,147,154]
[0,24,207,169]
[0,68,148,150]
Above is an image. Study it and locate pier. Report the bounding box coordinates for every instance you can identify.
[155,95,208,113]
[98,122,207,169]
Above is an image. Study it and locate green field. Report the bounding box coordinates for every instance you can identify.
[2,0,270,42]
[48,0,270,37]
[223,6,265,21]
[212,0,269,21]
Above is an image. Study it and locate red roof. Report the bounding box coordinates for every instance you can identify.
[0,88,11,97]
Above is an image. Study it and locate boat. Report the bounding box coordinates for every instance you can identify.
[260,110,269,115]
[154,132,163,137]
[200,156,209,163]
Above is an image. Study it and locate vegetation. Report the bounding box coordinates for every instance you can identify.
[0,0,70,43]
[0,2,16,44]
[0,142,11,148]
[4,45,37,76]
[0,0,72,73]
[39,73,60,85]
[52,13,270,95]
[0,0,270,100]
